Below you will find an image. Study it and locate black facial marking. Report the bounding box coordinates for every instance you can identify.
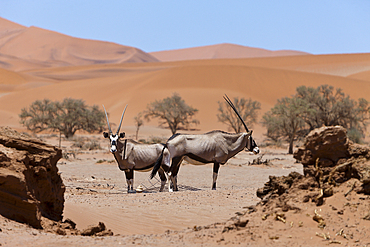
[246,136,257,152]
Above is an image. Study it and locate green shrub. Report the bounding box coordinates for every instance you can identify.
[347,128,364,144]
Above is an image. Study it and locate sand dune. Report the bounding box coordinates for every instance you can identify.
[0,67,26,85]
[1,58,370,142]
[240,53,370,77]
[0,17,158,71]
[157,53,370,77]
[0,53,53,72]
[347,69,370,82]
[150,43,309,62]
[0,17,25,32]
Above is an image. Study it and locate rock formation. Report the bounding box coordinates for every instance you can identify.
[0,127,64,228]
[257,125,370,208]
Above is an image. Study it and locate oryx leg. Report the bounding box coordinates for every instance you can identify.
[212,163,220,190]
[158,168,167,192]
[168,157,182,192]
[124,169,136,193]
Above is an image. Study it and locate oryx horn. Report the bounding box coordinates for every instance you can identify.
[116,104,128,135]
[223,94,249,132]
[103,105,112,134]
[103,104,128,135]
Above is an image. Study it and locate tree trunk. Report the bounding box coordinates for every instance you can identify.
[135,128,139,140]
[169,123,176,135]
[288,135,294,154]
[59,131,61,148]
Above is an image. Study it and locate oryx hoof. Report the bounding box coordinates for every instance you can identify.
[128,190,136,194]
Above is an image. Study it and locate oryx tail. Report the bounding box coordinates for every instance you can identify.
[150,144,166,179]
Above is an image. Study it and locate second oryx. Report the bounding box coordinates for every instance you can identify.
[150,95,260,191]
[103,105,170,193]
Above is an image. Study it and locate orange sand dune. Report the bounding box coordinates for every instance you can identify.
[0,17,158,71]
[0,17,25,32]
[239,53,370,77]
[157,53,370,77]
[150,43,309,62]
[1,57,370,142]
[24,52,370,82]
[0,53,53,72]
[347,69,370,82]
[0,68,28,93]
[0,67,26,85]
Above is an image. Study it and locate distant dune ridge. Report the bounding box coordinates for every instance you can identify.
[0,17,159,71]
[149,43,310,62]
[1,17,370,141]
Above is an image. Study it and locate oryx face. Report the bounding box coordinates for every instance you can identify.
[247,136,259,154]
[102,104,128,153]
[103,132,125,153]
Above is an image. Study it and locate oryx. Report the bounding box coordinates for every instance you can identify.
[150,95,259,191]
[103,105,170,193]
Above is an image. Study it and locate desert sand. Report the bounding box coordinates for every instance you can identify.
[0,133,302,246]
[1,17,370,246]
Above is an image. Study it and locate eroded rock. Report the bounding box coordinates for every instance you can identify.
[81,222,114,236]
[257,125,370,210]
[0,127,64,228]
[293,126,350,176]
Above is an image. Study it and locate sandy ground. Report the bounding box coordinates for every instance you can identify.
[0,135,302,246]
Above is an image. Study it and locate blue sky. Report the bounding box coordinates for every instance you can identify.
[0,1,369,54]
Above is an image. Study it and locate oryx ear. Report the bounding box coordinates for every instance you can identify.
[119,132,125,138]
[103,132,109,138]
